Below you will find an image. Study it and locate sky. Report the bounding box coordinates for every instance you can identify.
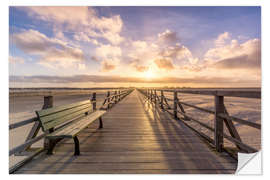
[9,6,261,88]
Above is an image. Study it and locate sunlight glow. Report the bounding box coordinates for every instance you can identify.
[144,69,155,79]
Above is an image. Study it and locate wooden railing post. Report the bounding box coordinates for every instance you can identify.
[150,90,153,102]
[161,90,164,109]
[43,96,54,151]
[92,92,96,111]
[174,91,178,119]
[154,89,157,104]
[24,96,53,152]
[43,96,53,109]
[215,95,224,152]
[119,90,121,101]
[114,90,117,104]
[107,91,111,108]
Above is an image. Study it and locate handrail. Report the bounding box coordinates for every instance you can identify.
[101,89,133,109]
[177,100,261,129]
[137,88,260,155]
[9,117,38,130]
[145,88,261,99]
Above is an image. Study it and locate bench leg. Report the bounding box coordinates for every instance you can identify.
[99,117,103,129]
[73,136,80,156]
[46,139,57,155]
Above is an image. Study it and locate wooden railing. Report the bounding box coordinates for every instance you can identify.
[137,88,261,157]
[9,88,133,173]
[101,89,133,110]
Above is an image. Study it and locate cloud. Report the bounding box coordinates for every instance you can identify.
[135,65,149,72]
[213,54,260,70]
[73,32,99,45]
[127,31,197,73]
[19,7,124,45]
[205,37,261,70]
[128,59,149,72]
[132,40,148,50]
[159,44,193,62]
[12,29,86,69]
[9,56,24,64]
[154,58,174,71]
[95,44,122,59]
[12,29,66,55]
[101,60,116,72]
[158,29,180,45]
[94,44,122,72]
[215,32,231,47]
[22,7,91,26]
[9,74,259,84]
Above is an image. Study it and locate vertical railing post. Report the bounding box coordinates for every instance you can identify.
[118,90,120,101]
[24,96,54,152]
[150,89,153,102]
[114,90,117,104]
[154,89,157,105]
[215,95,224,152]
[92,92,96,111]
[173,91,178,119]
[161,90,164,110]
[43,96,54,151]
[107,91,110,109]
[43,96,53,109]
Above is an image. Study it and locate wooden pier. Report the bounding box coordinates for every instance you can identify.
[13,90,240,174]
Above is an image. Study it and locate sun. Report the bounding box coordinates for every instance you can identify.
[145,69,155,79]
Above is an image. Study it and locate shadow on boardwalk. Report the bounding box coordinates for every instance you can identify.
[15,90,237,174]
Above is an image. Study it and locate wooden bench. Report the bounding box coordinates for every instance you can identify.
[36,100,106,156]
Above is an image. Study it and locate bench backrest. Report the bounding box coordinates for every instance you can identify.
[36,100,92,132]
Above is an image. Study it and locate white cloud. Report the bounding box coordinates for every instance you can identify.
[205,37,260,65]
[95,44,122,59]
[94,44,122,72]
[158,29,180,45]
[73,32,99,45]
[215,32,231,47]
[19,7,124,45]
[12,29,86,69]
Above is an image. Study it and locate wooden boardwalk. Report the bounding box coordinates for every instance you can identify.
[15,90,237,174]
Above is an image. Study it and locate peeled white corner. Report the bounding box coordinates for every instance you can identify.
[235,151,262,175]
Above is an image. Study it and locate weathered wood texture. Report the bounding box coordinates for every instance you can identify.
[15,90,237,174]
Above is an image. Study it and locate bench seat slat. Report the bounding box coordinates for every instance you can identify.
[41,103,92,124]
[42,107,91,131]
[47,110,106,138]
[37,100,90,117]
